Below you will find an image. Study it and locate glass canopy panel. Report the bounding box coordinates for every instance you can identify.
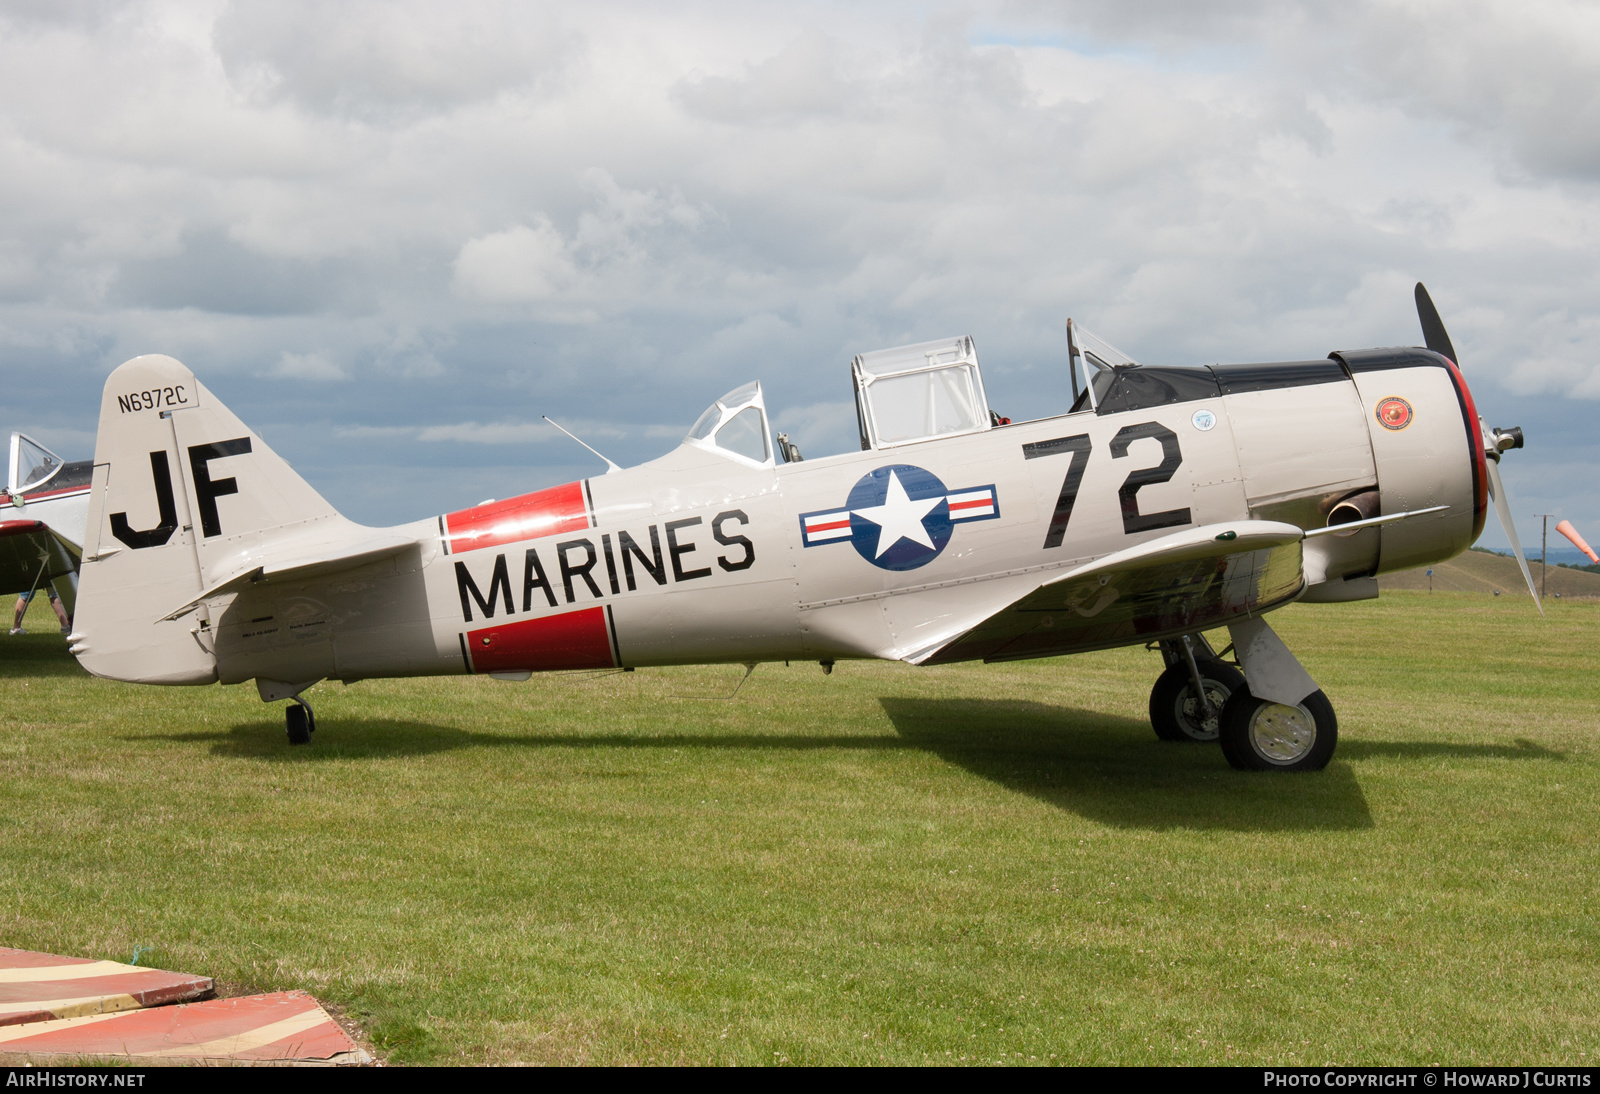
[8,433,63,495]
[715,406,769,462]
[718,381,760,408]
[1068,321,1141,412]
[868,365,983,445]
[685,381,764,443]
[686,404,721,441]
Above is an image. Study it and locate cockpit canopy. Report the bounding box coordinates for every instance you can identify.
[851,336,992,450]
[7,432,64,497]
[677,320,1173,470]
[683,381,773,467]
[1067,320,1141,411]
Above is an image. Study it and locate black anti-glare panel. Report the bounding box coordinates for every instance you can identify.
[1331,347,1451,374]
[1209,360,1350,395]
[1093,366,1221,416]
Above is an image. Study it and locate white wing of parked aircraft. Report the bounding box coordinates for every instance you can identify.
[1,432,90,619]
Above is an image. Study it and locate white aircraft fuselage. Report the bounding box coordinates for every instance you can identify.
[70,346,1483,699]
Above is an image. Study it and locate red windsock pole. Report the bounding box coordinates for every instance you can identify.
[1556,519,1599,564]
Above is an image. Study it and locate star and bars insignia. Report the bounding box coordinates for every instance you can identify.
[798,464,1000,571]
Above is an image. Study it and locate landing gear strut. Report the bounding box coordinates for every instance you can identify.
[1149,634,1244,743]
[285,697,316,746]
[1214,616,1337,772]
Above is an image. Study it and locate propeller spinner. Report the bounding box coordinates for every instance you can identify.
[1414,283,1540,613]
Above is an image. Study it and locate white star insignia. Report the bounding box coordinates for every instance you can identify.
[851,470,942,558]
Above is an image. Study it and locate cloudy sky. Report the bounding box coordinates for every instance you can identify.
[2,0,1596,551]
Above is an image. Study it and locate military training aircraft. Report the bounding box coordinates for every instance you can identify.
[68,284,1532,771]
[1,432,90,622]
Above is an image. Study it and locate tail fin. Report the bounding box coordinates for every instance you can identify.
[73,354,344,684]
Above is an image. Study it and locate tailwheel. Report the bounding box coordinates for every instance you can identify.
[285,700,315,746]
[1149,660,1245,743]
[1217,689,1337,772]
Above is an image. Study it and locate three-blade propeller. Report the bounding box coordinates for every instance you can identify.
[1414,283,1540,613]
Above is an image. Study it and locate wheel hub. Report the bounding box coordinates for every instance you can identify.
[1248,702,1316,764]
[1177,683,1229,739]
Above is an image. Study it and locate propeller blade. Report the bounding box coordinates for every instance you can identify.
[1484,458,1542,615]
[1415,282,1459,364]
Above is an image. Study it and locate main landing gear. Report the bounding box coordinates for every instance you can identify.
[1149,619,1337,772]
[285,697,316,746]
[1149,635,1244,743]
[1216,688,1336,772]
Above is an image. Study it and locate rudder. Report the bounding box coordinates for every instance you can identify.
[73,354,342,684]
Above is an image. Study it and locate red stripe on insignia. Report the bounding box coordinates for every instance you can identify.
[948,498,989,511]
[468,607,614,672]
[444,481,589,553]
[808,519,851,532]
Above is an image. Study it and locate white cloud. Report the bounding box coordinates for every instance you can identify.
[417,420,550,444]
[271,350,347,381]
[772,399,857,457]
[452,219,575,304]
[415,418,683,445]
[0,0,1596,540]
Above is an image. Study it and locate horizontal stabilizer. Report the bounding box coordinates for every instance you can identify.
[911,520,1307,666]
[160,530,419,622]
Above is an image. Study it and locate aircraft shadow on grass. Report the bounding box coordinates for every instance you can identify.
[1337,737,1564,762]
[133,699,1561,833]
[0,640,89,678]
[163,720,921,761]
[879,697,1376,833]
[173,696,1378,833]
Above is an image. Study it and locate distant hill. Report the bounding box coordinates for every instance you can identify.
[1379,548,1600,599]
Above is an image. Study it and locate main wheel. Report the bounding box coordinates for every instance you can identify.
[1149,661,1246,742]
[1217,689,1337,772]
[286,704,312,745]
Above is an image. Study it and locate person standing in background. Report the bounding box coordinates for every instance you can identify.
[11,587,69,636]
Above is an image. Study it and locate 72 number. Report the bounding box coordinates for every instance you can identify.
[1023,421,1193,549]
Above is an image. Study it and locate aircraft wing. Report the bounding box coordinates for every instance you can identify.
[910,521,1306,665]
[0,519,81,597]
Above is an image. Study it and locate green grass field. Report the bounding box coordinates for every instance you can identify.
[1,591,1596,1065]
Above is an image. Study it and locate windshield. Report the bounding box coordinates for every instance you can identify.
[851,335,992,449]
[683,382,772,466]
[8,433,63,495]
[1068,321,1140,412]
[869,365,984,444]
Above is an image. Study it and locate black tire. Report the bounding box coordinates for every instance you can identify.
[1217,688,1337,772]
[286,704,312,746]
[1148,660,1246,742]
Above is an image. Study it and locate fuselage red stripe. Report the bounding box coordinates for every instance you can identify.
[468,606,614,672]
[444,481,589,553]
